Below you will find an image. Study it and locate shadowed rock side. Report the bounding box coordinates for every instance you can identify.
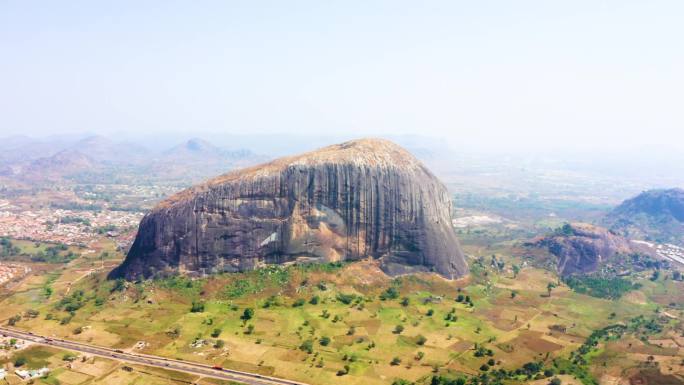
[111,139,468,280]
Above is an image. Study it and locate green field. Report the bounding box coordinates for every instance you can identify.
[1,245,681,385]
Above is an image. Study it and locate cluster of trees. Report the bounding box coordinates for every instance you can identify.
[32,243,76,263]
[564,275,640,299]
[60,216,92,226]
[0,238,77,263]
[0,237,20,257]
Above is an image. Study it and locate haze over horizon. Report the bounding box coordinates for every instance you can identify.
[2,1,683,152]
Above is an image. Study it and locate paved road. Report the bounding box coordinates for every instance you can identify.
[0,327,309,385]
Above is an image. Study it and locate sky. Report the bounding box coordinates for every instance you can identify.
[1,1,683,151]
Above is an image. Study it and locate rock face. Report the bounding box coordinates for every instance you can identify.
[529,223,655,276]
[603,188,684,246]
[111,139,468,280]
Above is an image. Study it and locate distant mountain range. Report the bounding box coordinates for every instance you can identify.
[603,188,684,246]
[0,135,267,185]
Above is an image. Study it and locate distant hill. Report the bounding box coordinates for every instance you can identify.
[0,150,97,183]
[603,188,684,246]
[152,138,267,182]
[68,135,151,164]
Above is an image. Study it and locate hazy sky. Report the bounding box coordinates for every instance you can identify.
[1,1,683,150]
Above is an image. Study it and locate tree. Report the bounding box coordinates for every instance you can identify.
[547,282,556,297]
[390,357,402,366]
[8,315,21,326]
[511,290,517,299]
[211,328,222,338]
[14,357,26,367]
[393,324,404,334]
[299,339,313,354]
[111,278,126,293]
[401,297,410,307]
[337,364,350,376]
[549,378,562,385]
[214,339,225,349]
[241,308,254,321]
[560,223,574,235]
[380,286,399,300]
[190,301,205,313]
[319,336,331,346]
[512,264,521,278]
[416,335,427,346]
[651,270,660,281]
[309,295,320,305]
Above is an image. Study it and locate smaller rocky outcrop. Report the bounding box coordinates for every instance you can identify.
[528,223,656,276]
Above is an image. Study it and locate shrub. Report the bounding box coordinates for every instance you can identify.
[393,380,413,385]
[337,364,350,376]
[299,339,314,354]
[190,301,205,313]
[380,287,399,300]
[63,353,78,362]
[241,308,254,321]
[319,336,331,346]
[390,357,402,366]
[8,315,21,326]
[336,293,357,305]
